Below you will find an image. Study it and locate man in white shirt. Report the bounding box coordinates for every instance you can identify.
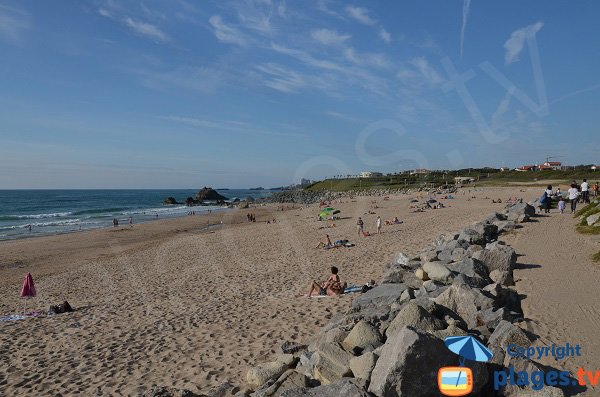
[581,179,590,204]
[568,184,580,213]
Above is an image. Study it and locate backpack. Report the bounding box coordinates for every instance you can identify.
[539,193,548,204]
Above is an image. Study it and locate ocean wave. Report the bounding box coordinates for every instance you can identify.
[72,207,127,216]
[0,212,73,221]
[27,219,84,228]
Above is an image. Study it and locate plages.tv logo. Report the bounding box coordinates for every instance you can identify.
[438,335,493,396]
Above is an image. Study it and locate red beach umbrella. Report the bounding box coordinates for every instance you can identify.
[20,273,36,314]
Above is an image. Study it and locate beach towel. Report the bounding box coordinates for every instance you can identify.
[0,315,25,322]
[343,286,363,294]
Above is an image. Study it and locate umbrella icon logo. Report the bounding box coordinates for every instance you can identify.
[438,335,494,396]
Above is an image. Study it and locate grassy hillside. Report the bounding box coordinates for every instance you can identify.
[305,169,599,192]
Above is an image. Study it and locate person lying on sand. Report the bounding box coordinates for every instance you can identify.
[306,266,346,297]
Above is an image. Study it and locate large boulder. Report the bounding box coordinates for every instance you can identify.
[490,269,515,286]
[472,245,517,273]
[385,302,447,337]
[434,283,495,329]
[508,202,536,217]
[252,369,309,397]
[488,320,531,352]
[342,320,382,354]
[458,228,486,246]
[312,342,354,384]
[422,262,454,284]
[246,354,297,387]
[447,257,491,280]
[368,327,487,397]
[349,352,377,380]
[472,222,499,243]
[351,284,408,312]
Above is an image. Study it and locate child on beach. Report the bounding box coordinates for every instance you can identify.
[558,197,566,214]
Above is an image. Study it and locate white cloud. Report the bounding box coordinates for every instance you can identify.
[344,48,389,69]
[311,28,350,45]
[209,15,247,46]
[504,21,543,64]
[98,8,112,18]
[460,0,471,58]
[397,57,444,87]
[255,63,305,93]
[345,6,375,26]
[124,17,169,42]
[0,5,30,44]
[379,27,391,43]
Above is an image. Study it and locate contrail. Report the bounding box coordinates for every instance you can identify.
[460,0,471,59]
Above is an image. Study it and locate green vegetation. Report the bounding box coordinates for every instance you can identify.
[593,251,600,263]
[305,168,599,192]
[576,225,600,235]
[575,202,600,220]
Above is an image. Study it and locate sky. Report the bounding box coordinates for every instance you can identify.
[0,0,599,189]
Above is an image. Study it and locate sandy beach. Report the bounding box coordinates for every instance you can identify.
[1,186,598,395]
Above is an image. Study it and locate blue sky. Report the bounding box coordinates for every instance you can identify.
[0,0,598,188]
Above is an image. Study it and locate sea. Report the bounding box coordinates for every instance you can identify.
[0,189,275,241]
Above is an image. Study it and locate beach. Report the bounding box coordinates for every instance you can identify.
[1,186,598,395]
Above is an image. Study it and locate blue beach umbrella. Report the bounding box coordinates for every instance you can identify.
[444,335,493,365]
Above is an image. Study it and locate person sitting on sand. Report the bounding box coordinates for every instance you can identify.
[306,266,346,297]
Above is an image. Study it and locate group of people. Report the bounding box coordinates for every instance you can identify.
[246,213,256,222]
[540,179,597,214]
[112,217,134,227]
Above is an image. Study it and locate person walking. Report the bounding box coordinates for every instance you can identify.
[558,197,566,214]
[568,183,580,214]
[376,216,382,234]
[581,179,590,204]
[357,217,364,236]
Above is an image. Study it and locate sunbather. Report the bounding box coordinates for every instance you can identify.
[307,266,346,296]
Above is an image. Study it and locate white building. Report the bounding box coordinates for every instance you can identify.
[359,171,383,178]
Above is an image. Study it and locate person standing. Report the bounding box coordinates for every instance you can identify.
[581,179,590,204]
[543,185,553,213]
[357,217,364,236]
[593,182,599,198]
[568,183,580,214]
[558,197,566,214]
[376,216,382,234]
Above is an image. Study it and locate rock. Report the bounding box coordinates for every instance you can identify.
[342,320,382,354]
[419,249,439,263]
[421,280,441,292]
[508,202,536,217]
[496,287,523,314]
[466,244,483,256]
[280,378,370,397]
[486,212,507,222]
[391,252,410,267]
[368,327,488,397]
[431,323,469,339]
[452,273,490,289]
[246,355,297,387]
[196,187,228,202]
[472,222,499,243]
[458,228,486,246]
[141,385,200,397]
[312,342,354,384]
[482,307,523,329]
[434,283,495,329]
[385,302,447,337]
[415,268,429,281]
[498,356,565,396]
[422,262,454,284]
[447,257,490,279]
[251,369,309,397]
[488,320,531,351]
[490,269,515,286]
[349,352,377,380]
[586,213,600,225]
[437,249,453,263]
[281,341,307,355]
[451,248,468,261]
[325,328,348,344]
[472,245,517,273]
[351,284,408,311]
[509,387,566,396]
[163,197,178,205]
[399,288,414,304]
[494,220,517,234]
[381,267,406,284]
